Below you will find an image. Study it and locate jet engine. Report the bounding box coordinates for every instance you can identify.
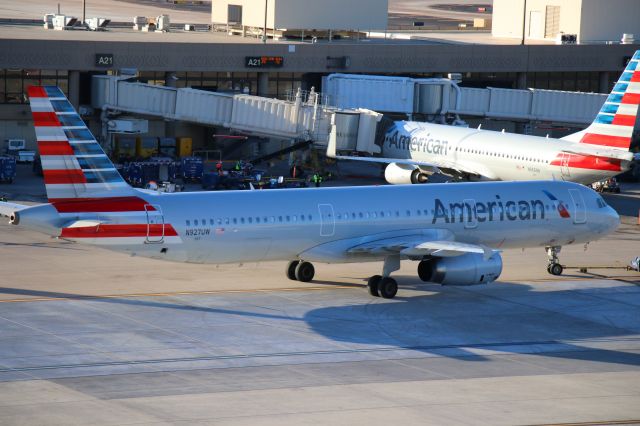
[384,162,430,185]
[418,253,502,285]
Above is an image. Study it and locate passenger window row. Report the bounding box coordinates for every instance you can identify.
[186,214,313,227]
[184,203,557,228]
[456,147,549,164]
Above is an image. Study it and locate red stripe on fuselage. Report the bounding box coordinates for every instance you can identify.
[580,133,631,149]
[621,93,640,104]
[50,197,155,213]
[43,169,86,184]
[38,141,74,156]
[550,153,622,172]
[32,112,60,127]
[61,224,178,239]
[27,86,47,98]
[612,114,637,126]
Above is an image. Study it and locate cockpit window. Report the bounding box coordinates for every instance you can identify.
[596,198,607,208]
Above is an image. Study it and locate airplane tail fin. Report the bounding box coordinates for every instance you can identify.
[28,86,138,208]
[569,50,640,150]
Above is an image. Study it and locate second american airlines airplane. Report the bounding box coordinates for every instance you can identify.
[0,87,620,299]
[329,50,640,185]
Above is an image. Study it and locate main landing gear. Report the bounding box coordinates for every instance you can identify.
[286,260,315,282]
[367,255,400,299]
[546,246,563,276]
[286,256,402,299]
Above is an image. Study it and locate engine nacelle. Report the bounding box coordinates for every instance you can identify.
[421,253,502,286]
[384,163,429,185]
[9,203,63,235]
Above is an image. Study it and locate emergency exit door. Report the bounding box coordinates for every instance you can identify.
[145,204,165,243]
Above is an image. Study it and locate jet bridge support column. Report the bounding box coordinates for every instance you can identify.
[599,72,610,94]
[515,72,528,134]
[68,71,80,109]
[516,72,527,89]
[164,72,178,139]
[258,72,269,97]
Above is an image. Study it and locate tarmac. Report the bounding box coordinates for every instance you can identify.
[0,166,639,425]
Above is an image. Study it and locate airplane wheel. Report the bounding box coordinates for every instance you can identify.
[295,261,315,282]
[417,260,433,282]
[286,260,300,281]
[378,277,398,299]
[367,275,382,297]
[548,263,563,276]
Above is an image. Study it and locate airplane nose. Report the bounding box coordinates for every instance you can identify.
[606,206,620,233]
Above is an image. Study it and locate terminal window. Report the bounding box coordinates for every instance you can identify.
[0,70,68,104]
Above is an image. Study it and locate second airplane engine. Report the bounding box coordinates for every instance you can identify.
[384,163,429,184]
[420,253,503,285]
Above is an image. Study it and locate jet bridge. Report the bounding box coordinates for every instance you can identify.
[91,76,381,149]
[324,73,608,125]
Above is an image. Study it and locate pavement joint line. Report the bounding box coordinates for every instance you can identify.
[0,339,635,374]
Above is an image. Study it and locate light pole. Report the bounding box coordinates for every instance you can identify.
[82,0,86,25]
[520,0,527,45]
[263,0,268,43]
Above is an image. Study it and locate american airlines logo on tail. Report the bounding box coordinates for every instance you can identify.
[579,50,640,150]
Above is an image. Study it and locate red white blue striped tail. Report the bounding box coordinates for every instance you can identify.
[579,50,640,150]
[28,86,135,202]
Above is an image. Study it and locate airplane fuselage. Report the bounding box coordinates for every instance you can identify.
[382,121,629,184]
[58,181,618,265]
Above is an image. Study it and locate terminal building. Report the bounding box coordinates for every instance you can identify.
[493,0,640,44]
[0,0,638,154]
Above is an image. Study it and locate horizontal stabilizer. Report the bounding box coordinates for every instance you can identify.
[561,147,634,161]
[62,219,106,229]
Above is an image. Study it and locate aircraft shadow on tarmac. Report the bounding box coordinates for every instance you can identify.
[1,280,640,368]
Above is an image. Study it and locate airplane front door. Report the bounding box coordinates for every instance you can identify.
[318,204,335,237]
[568,189,586,224]
[560,153,571,179]
[145,204,165,243]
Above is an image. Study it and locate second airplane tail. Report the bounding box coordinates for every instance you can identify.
[565,50,640,151]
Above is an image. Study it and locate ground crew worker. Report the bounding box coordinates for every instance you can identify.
[216,161,223,175]
[234,160,242,171]
[312,172,323,187]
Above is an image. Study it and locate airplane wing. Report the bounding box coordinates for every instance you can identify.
[0,201,29,218]
[331,154,442,171]
[347,235,497,260]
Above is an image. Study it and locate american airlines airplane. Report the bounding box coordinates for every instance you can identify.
[0,87,620,299]
[328,50,640,186]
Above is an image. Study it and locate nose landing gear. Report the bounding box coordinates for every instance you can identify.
[546,246,564,276]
